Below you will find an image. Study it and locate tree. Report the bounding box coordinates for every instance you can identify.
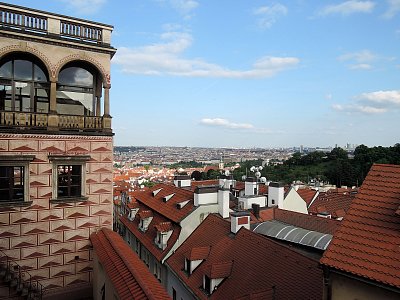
[191,170,202,181]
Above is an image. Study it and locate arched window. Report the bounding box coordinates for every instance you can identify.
[0,54,49,113]
[57,63,99,116]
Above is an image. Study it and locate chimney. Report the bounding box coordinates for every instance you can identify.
[219,174,235,189]
[245,177,257,196]
[230,211,250,234]
[252,203,260,219]
[218,188,230,218]
[268,182,284,207]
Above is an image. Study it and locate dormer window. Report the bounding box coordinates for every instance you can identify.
[163,193,175,202]
[203,261,233,295]
[184,246,210,275]
[176,200,190,209]
[152,188,162,197]
[154,222,173,250]
[138,210,153,232]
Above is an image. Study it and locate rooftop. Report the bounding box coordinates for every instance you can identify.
[166,214,323,299]
[90,228,170,300]
[321,164,400,289]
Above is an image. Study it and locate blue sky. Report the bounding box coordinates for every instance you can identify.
[5,0,400,148]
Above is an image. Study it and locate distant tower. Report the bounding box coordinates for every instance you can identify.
[300,145,304,153]
[219,155,224,170]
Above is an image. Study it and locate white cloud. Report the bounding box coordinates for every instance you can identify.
[318,1,375,16]
[383,0,400,18]
[171,0,199,15]
[59,0,106,14]
[332,90,400,114]
[200,118,254,130]
[338,50,376,70]
[338,50,376,62]
[332,104,387,114]
[349,63,372,69]
[113,30,299,78]
[253,3,288,29]
[357,90,400,105]
[199,118,274,134]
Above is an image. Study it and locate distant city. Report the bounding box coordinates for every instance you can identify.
[114,144,358,167]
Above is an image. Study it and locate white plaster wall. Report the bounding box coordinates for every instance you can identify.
[281,188,308,214]
[239,196,267,209]
[194,192,218,206]
[163,204,219,263]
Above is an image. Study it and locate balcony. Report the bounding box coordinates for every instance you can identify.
[0,111,111,135]
[0,2,113,48]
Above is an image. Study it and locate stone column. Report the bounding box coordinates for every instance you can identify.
[96,97,101,116]
[103,86,110,117]
[102,85,112,132]
[47,80,59,131]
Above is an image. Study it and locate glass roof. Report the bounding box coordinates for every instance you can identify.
[253,221,332,250]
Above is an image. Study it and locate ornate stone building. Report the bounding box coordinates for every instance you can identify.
[0,2,115,299]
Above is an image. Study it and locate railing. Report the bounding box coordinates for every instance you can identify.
[0,111,105,132]
[0,251,43,299]
[0,111,48,128]
[60,21,102,43]
[0,9,47,33]
[0,3,112,45]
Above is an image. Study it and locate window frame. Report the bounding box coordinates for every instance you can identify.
[49,155,90,202]
[0,155,34,205]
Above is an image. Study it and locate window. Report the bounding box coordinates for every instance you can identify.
[57,165,81,198]
[172,288,177,300]
[0,155,34,203]
[0,166,24,201]
[57,65,98,116]
[204,275,211,294]
[49,155,90,201]
[0,55,49,113]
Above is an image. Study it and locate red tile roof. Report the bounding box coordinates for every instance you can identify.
[138,210,153,219]
[321,164,400,289]
[205,261,233,279]
[191,180,219,191]
[90,228,170,300]
[274,208,342,235]
[154,222,173,233]
[120,210,181,262]
[296,188,318,206]
[185,246,210,260]
[308,189,355,217]
[133,183,194,223]
[166,214,323,299]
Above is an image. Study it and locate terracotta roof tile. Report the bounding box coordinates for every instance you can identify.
[296,188,318,206]
[138,210,153,219]
[90,228,170,300]
[321,164,400,289]
[132,183,194,223]
[206,261,233,279]
[121,209,181,262]
[166,214,323,299]
[274,208,342,235]
[309,189,355,216]
[154,222,173,233]
[185,246,210,260]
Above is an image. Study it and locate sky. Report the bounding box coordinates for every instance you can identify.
[4,0,400,148]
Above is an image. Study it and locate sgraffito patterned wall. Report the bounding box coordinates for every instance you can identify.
[0,133,113,291]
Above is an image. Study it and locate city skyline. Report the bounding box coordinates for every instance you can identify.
[5,0,400,148]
